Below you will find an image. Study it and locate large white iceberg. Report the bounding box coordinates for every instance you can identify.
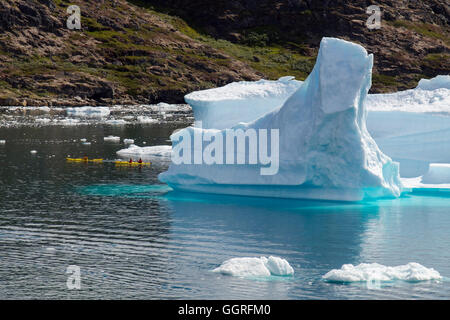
[212,256,294,277]
[159,37,403,201]
[323,262,442,283]
[185,66,450,180]
[185,76,303,129]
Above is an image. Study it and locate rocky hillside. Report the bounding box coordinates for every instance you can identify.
[0,0,261,106]
[143,0,449,91]
[0,0,448,106]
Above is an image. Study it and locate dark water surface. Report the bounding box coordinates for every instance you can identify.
[0,124,449,299]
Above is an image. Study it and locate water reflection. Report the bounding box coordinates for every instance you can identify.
[1,123,449,299]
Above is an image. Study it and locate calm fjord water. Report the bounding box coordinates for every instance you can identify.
[0,124,449,299]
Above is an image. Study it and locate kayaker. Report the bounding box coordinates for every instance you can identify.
[129,158,133,163]
[83,156,88,162]
[138,158,142,164]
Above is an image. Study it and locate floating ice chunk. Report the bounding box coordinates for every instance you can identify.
[0,140,5,144]
[82,142,91,146]
[212,256,294,277]
[160,37,403,201]
[116,144,172,160]
[66,106,110,118]
[323,262,442,283]
[56,118,81,125]
[123,138,134,144]
[30,150,37,154]
[35,118,51,124]
[80,138,87,142]
[137,116,158,124]
[104,135,121,142]
[104,119,127,125]
[264,256,295,276]
[185,76,303,129]
[417,75,450,90]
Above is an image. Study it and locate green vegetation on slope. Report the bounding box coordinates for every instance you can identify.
[128,0,316,80]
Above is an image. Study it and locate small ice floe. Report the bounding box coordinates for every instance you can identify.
[104,135,121,143]
[56,118,81,125]
[35,118,51,124]
[116,144,172,159]
[212,256,294,277]
[80,138,87,142]
[123,138,134,144]
[66,106,110,118]
[0,140,5,144]
[104,119,127,125]
[30,150,37,154]
[82,142,91,146]
[137,116,158,124]
[322,262,442,283]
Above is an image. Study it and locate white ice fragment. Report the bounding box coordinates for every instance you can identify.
[104,119,127,125]
[0,140,5,144]
[104,135,121,142]
[80,138,87,142]
[66,106,110,118]
[212,256,294,277]
[116,144,172,160]
[35,118,51,124]
[30,150,37,154]
[137,116,158,124]
[323,262,442,282]
[123,138,134,144]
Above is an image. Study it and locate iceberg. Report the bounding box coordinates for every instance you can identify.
[184,67,450,179]
[212,256,294,277]
[159,37,403,201]
[185,76,303,129]
[323,262,442,283]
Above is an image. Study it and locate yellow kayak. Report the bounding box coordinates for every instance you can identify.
[66,158,150,166]
[66,158,104,163]
[115,161,150,166]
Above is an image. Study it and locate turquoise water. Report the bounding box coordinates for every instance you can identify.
[0,124,449,299]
